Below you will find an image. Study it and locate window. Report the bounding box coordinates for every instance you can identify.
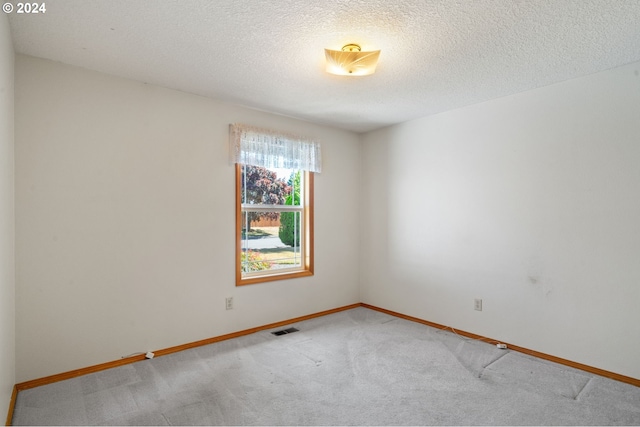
[230,124,321,285]
[236,164,313,284]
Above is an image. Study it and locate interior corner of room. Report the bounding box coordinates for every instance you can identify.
[2,2,640,425]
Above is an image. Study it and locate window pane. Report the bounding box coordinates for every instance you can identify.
[287,170,302,207]
[241,211,303,272]
[241,164,293,206]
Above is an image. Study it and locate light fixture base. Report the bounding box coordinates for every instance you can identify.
[342,44,361,52]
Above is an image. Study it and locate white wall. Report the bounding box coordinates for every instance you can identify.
[361,61,640,380]
[0,13,15,419]
[15,55,361,382]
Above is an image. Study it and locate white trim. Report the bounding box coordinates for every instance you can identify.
[241,204,303,213]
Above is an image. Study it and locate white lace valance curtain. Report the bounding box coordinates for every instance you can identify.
[229,123,322,173]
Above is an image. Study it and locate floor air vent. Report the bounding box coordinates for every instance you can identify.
[271,327,299,336]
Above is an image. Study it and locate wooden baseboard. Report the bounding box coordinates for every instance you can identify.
[361,303,640,388]
[5,385,17,426]
[9,300,638,421]
[14,303,361,392]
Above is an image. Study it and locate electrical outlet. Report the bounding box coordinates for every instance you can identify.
[225,297,233,310]
[474,298,482,311]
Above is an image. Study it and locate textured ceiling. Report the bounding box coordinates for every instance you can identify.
[8,0,640,133]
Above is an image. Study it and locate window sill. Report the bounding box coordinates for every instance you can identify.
[236,269,314,286]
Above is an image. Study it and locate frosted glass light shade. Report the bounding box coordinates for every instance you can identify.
[324,44,381,76]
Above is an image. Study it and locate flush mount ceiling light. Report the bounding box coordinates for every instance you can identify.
[324,44,381,76]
